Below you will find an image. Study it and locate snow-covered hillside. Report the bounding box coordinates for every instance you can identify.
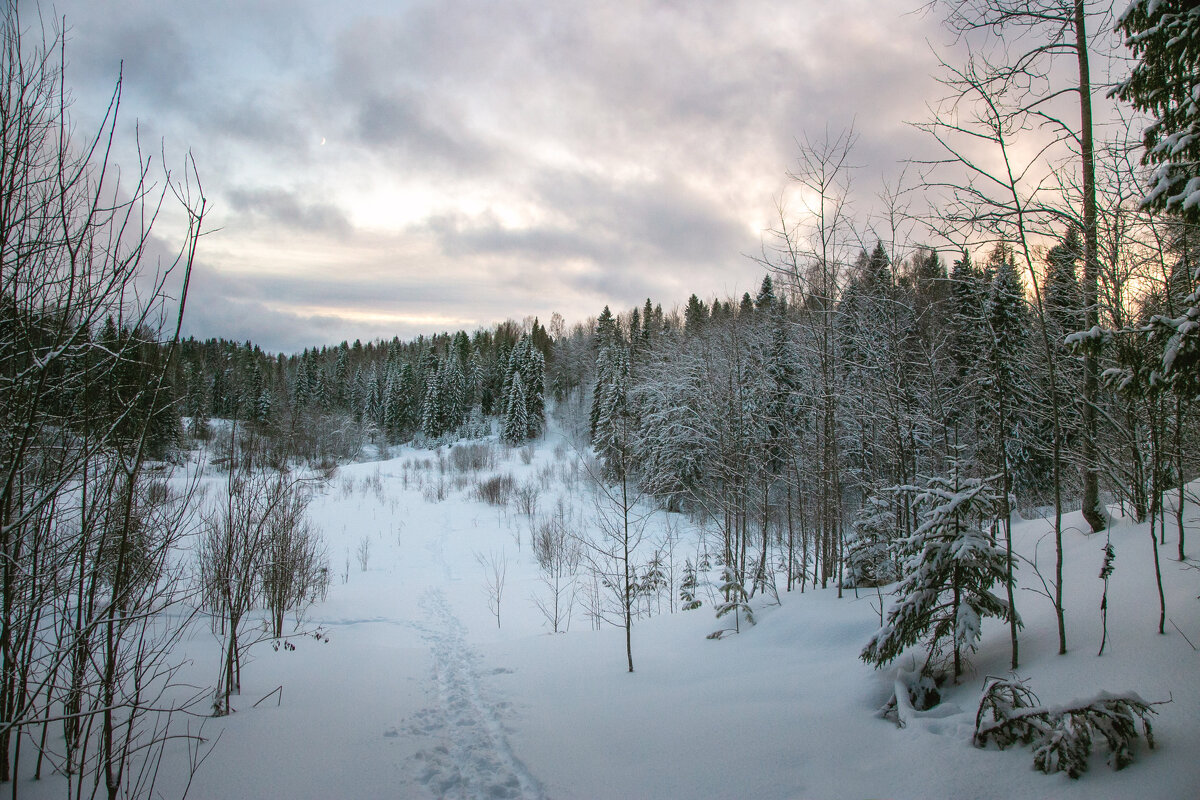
[36,434,1199,800]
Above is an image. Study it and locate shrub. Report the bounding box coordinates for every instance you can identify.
[450,442,495,473]
[474,473,514,506]
[973,676,1158,778]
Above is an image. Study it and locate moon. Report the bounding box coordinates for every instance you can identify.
[320,137,326,146]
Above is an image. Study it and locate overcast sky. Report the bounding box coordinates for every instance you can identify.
[50,0,965,353]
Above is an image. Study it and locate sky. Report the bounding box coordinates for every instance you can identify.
[48,0,969,353]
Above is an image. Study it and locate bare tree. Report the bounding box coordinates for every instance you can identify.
[261,483,329,640]
[0,2,209,795]
[475,549,508,629]
[531,498,580,633]
[937,0,1112,535]
[764,129,858,593]
[198,426,320,716]
[355,534,371,572]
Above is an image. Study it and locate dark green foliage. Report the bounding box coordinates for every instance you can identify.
[739,292,755,316]
[948,249,986,387]
[173,319,526,459]
[684,294,708,334]
[502,372,529,444]
[860,467,1013,679]
[500,335,545,443]
[755,275,776,311]
[1045,227,1084,332]
[1115,1,1200,221]
[591,344,633,479]
[973,676,1157,779]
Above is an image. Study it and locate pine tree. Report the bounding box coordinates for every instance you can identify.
[421,375,443,440]
[518,339,545,438]
[679,559,702,610]
[949,249,983,341]
[333,346,350,409]
[1045,226,1084,333]
[440,350,467,432]
[861,466,1015,680]
[641,298,655,347]
[184,361,211,439]
[592,345,632,479]
[984,244,1028,670]
[502,372,528,444]
[684,294,708,334]
[755,274,776,311]
[255,387,273,426]
[1115,1,1200,222]
[590,309,621,439]
[595,306,619,352]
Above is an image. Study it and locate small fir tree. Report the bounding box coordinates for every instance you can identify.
[861,465,1016,681]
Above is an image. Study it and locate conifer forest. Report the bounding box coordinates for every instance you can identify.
[2,1,1199,798]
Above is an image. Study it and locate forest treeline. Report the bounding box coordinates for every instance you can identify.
[168,223,1197,595]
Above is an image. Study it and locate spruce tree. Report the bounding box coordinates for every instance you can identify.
[590,309,621,439]
[1045,227,1084,332]
[985,244,1027,670]
[591,345,632,479]
[502,372,528,444]
[684,294,708,334]
[1115,1,1200,222]
[641,298,654,347]
[860,465,1015,680]
[255,387,273,427]
[421,375,443,440]
[755,274,776,311]
[739,292,755,316]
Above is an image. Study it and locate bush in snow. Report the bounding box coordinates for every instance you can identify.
[973,676,1158,778]
[449,441,495,473]
[531,498,580,633]
[473,473,515,507]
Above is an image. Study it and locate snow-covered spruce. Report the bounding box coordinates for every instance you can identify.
[861,468,1017,681]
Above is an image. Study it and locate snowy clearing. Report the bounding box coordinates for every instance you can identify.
[24,433,1199,800]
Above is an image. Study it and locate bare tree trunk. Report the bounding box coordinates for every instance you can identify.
[786,484,795,592]
[1175,396,1187,560]
[622,472,633,673]
[1075,0,1105,534]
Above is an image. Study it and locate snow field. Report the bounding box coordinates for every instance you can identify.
[32,434,1197,800]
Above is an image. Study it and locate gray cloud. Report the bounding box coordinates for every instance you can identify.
[48,0,959,352]
[226,187,353,238]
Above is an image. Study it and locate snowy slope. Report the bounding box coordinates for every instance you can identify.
[31,435,1199,800]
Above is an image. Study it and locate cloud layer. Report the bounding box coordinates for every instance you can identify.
[54,0,950,352]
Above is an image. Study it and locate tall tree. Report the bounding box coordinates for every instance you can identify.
[939,0,1108,532]
[985,245,1027,669]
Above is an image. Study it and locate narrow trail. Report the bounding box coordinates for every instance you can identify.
[409,587,545,800]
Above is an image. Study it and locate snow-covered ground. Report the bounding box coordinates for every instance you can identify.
[36,432,1200,799]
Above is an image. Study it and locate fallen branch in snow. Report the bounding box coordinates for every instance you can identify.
[252,685,283,709]
[1167,618,1197,651]
[973,675,1163,778]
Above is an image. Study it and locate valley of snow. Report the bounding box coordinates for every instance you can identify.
[34,430,1200,800]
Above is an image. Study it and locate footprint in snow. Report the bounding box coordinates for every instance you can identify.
[407,588,545,800]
